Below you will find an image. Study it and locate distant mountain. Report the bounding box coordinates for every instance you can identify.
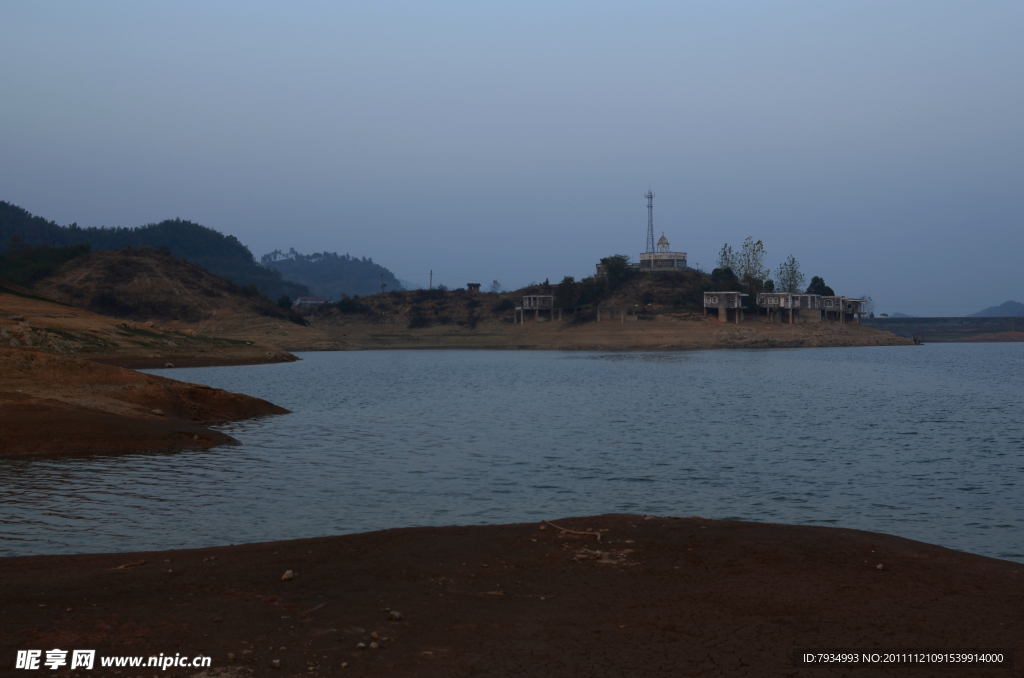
[261,248,402,299]
[890,312,913,318]
[0,200,308,301]
[969,300,1024,317]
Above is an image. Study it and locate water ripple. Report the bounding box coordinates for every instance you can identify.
[1,344,1022,561]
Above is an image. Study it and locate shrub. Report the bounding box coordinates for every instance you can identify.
[0,242,91,287]
[336,296,371,314]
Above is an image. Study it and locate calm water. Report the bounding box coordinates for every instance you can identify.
[2,344,1022,561]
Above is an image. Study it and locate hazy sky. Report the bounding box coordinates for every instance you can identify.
[2,2,1022,315]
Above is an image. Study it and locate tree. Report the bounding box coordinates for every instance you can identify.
[600,254,633,288]
[775,255,805,293]
[763,279,775,292]
[805,276,834,296]
[710,267,740,290]
[276,295,293,310]
[717,243,738,273]
[555,276,577,307]
[858,295,875,316]
[737,237,770,286]
[489,279,502,293]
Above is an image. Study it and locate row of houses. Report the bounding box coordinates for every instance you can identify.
[703,292,866,325]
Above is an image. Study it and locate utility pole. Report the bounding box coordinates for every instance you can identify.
[645,190,655,254]
[429,270,433,290]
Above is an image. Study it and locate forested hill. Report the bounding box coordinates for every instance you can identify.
[0,200,308,300]
[970,300,1024,317]
[261,249,402,298]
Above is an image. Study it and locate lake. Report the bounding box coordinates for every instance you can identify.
[1,344,1022,561]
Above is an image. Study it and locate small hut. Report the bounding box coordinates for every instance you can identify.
[467,283,481,293]
[515,295,559,324]
[704,291,746,324]
[841,298,865,324]
[757,292,795,323]
[821,297,864,324]
[790,294,822,323]
[821,296,843,321]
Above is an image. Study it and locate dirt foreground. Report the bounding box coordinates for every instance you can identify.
[2,515,1019,677]
[0,347,288,455]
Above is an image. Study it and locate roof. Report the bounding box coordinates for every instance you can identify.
[657,234,670,246]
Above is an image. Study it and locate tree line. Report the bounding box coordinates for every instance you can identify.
[261,248,402,300]
[714,237,873,315]
[0,200,308,300]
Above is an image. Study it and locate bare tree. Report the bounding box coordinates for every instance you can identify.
[716,243,739,273]
[775,255,805,293]
[737,237,770,285]
[489,279,502,293]
[858,295,875,316]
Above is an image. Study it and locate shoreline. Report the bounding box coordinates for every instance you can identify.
[0,347,288,457]
[2,515,1019,676]
[294,314,914,353]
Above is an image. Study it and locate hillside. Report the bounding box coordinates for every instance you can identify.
[32,247,308,326]
[302,271,909,351]
[970,300,1024,317]
[0,201,307,301]
[262,248,403,298]
[1,278,299,367]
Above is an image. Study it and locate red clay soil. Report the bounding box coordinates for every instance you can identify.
[1,515,1020,677]
[0,347,288,456]
[89,352,300,370]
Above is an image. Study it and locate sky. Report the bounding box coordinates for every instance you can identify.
[2,2,1022,316]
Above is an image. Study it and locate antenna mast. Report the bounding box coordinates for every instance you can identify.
[645,190,655,253]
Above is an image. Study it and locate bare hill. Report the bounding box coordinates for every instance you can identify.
[33,247,305,325]
[1,279,300,367]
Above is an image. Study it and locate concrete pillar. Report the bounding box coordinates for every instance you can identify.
[718,308,728,323]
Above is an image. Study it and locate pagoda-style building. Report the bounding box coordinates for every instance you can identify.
[636,233,688,271]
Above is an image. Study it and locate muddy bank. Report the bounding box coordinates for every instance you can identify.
[1,515,1019,677]
[308,313,913,352]
[90,351,299,370]
[0,347,288,456]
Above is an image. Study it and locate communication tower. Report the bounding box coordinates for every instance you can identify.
[645,190,655,253]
